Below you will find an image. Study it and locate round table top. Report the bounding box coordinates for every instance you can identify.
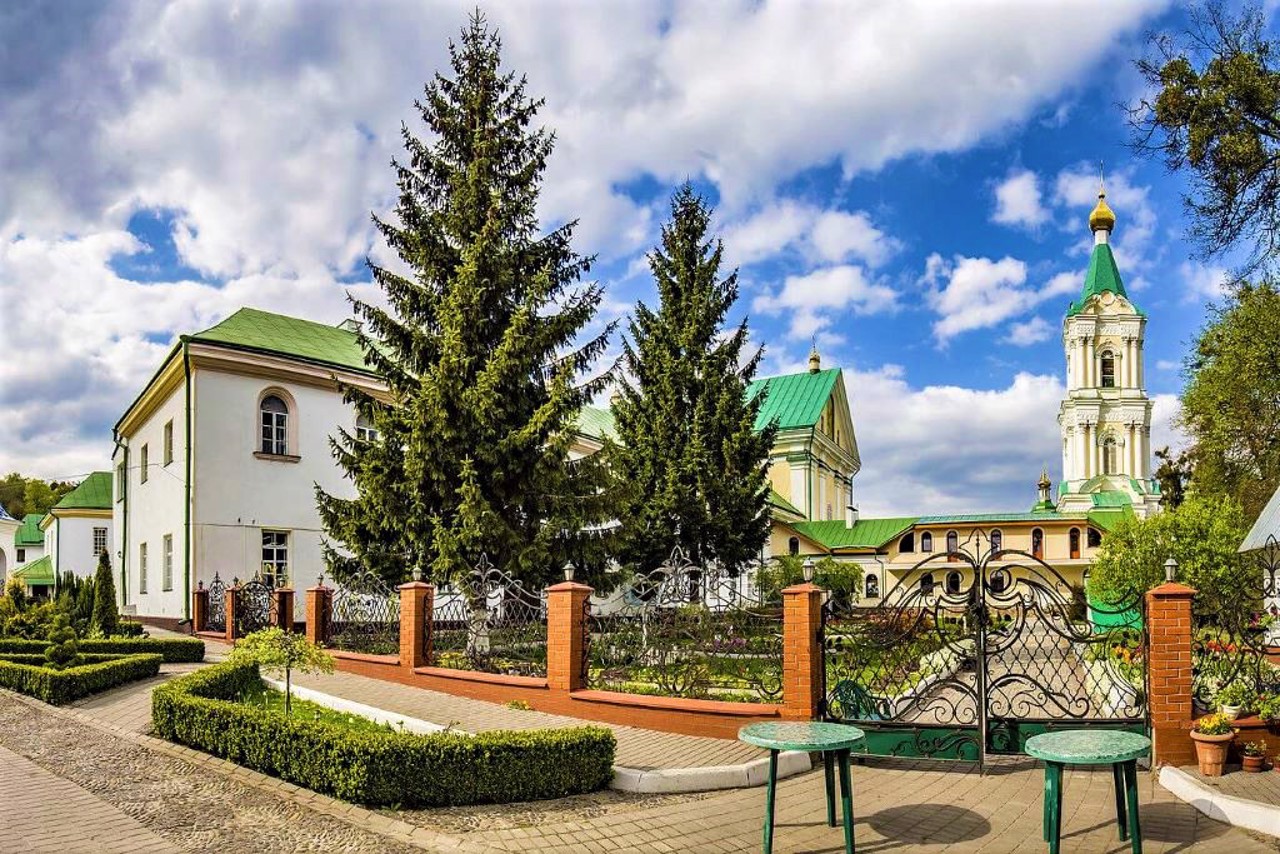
[1024,730,1151,765]
[738,721,867,752]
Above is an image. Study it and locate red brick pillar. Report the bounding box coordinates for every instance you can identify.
[1147,581,1197,767]
[399,581,433,670]
[305,585,332,646]
[272,588,295,632]
[225,584,240,644]
[192,584,208,633]
[547,580,593,694]
[782,582,825,720]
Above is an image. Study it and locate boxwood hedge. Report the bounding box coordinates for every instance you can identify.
[0,637,204,663]
[0,653,163,705]
[152,661,617,806]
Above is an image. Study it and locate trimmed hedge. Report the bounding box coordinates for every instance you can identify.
[0,637,204,663]
[153,661,616,806]
[0,653,163,705]
[117,621,146,637]
[0,653,136,666]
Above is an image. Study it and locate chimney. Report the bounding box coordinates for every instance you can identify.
[845,504,859,528]
[338,318,363,333]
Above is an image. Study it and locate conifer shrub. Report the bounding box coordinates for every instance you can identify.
[91,552,119,637]
[43,614,80,669]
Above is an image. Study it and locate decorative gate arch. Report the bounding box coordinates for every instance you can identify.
[822,532,1146,764]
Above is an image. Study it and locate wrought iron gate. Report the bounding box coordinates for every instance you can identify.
[822,535,1146,764]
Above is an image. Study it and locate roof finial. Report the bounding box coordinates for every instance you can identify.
[808,338,821,373]
[1088,163,1115,239]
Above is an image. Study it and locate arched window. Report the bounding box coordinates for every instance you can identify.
[865,574,879,599]
[946,530,958,561]
[1100,350,1116,388]
[921,532,933,553]
[355,413,379,443]
[788,537,800,556]
[990,568,1010,594]
[1069,527,1081,559]
[1031,528,1044,559]
[990,529,1003,553]
[900,533,915,553]
[1087,528,1103,549]
[260,395,289,456]
[1102,436,1118,475]
[920,572,935,595]
[945,571,962,595]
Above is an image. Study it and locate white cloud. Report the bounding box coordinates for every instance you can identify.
[923,255,1079,343]
[723,201,899,269]
[1155,359,1178,372]
[753,265,899,339]
[1006,316,1054,346]
[1179,261,1233,302]
[992,169,1050,229]
[1053,166,1159,282]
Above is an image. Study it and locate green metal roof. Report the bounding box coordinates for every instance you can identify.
[52,472,113,511]
[191,307,374,376]
[791,517,918,550]
[574,405,618,442]
[15,514,44,547]
[1087,507,1135,533]
[768,489,803,517]
[1066,243,1143,317]
[12,555,53,585]
[1090,491,1133,509]
[746,368,840,431]
[915,511,1074,524]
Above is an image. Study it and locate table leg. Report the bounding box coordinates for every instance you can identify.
[1046,762,1062,854]
[763,749,778,854]
[1123,759,1142,854]
[837,749,855,854]
[1042,766,1051,842]
[824,751,836,827]
[1112,762,1128,840]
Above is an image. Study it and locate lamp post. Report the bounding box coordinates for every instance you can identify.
[563,561,576,583]
[802,557,816,584]
[1164,557,1178,583]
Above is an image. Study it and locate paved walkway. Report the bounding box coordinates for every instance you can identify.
[1182,765,1280,804]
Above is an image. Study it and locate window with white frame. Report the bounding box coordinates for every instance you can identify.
[140,443,149,483]
[116,461,126,501]
[260,395,289,455]
[162,534,173,591]
[355,413,379,443]
[15,548,24,563]
[261,530,289,587]
[163,420,174,466]
[139,542,148,594]
[92,527,108,557]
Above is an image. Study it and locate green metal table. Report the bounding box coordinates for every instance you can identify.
[739,721,866,854]
[1024,730,1151,854]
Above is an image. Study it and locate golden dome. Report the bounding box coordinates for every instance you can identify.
[1089,191,1116,232]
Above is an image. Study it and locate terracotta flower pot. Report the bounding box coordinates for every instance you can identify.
[1191,730,1234,777]
[1243,754,1266,773]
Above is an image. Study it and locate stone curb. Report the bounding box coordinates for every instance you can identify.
[1,689,497,854]
[1159,765,1280,838]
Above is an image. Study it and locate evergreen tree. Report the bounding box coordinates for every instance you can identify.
[91,551,118,637]
[317,14,613,587]
[611,185,777,574]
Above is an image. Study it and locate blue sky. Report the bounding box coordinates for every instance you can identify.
[0,0,1254,516]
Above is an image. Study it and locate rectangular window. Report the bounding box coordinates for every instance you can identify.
[92,527,108,557]
[162,534,174,591]
[261,530,289,587]
[163,420,174,466]
[116,461,126,502]
[15,548,24,563]
[139,542,148,595]
[140,444,149,483]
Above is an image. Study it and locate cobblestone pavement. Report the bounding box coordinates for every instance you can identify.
[1181,764,1280,803]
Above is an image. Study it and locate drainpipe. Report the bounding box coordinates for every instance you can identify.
[182,338,193,621]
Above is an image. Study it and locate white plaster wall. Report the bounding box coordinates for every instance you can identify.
[50,515,112,580]
[191,369,359,599]
[0,518,16,584]
[119,383,188,618]
[14,542,43,568]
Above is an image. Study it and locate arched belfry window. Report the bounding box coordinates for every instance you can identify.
[1031,528,1044,560]
[900,533,915,553]
[788,537,800,556]
[990,529,1003,553]
[260,394,289,456]
[945,571,962,595]
[1102,437,1118,475]
[1069,528,1081,559]
[865,575,879,599]
[946,530,959,560]
[920,573,935,595]
[1100,350,1116,388]
[921,532,933,553]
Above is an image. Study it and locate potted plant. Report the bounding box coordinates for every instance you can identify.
[1242,740,1267,773]
[1191,713,1235,777]
[1258,693,1280,723]
[1217,682,1256,721]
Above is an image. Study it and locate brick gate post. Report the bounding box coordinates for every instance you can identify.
[782,581,825,720]
[1146,581,1197,767]
[272,588,294,632]
[192,583,208,633]
[224,583,240,644]
[305,583,332,647]
[547,580,593,693]
[398,581,433,670]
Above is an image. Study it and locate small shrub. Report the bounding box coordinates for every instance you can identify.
[1193,712,1234,735]
[91,552,119,637]
[228,628,333,715]
[43,614,80,670]
[115,621,146,637]
[1243,739,1267,757]
[0,653,161,704]
[505,699,532,711]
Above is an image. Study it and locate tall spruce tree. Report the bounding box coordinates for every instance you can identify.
[612,185,777,574]
[317,15,613,587]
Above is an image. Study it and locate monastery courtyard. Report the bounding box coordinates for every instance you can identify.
[0,640,1268,854]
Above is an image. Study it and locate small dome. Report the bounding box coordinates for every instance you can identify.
[1089,192,1116,233]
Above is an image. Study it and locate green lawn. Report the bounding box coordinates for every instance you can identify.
[237,682,400,734]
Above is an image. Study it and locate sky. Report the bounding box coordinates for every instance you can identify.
[0,0,1253,517]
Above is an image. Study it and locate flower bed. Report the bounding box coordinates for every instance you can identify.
[0,636,204,663]
[0,653,163,704]
[152,660,616,806]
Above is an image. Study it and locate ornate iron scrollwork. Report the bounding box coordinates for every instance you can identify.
[205,573,227,633]
[235,574,274,635]
[431,556,548,677]
[329,569,400,655]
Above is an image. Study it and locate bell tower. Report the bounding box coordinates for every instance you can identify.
[1055,185,1161,517]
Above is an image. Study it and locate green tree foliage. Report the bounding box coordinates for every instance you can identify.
[1087,494,1251,615]
[317,14,612,588]
[1179,283,1280,522]
[43,614,80,670]
[54,572,96,635]
[228,628,334,715]
[611,186,777,574]
[1131,2,1280,271]
[91,551,119,637]
[0,472,76,519]
[1153,447,1193,510]
[754,555,862,610]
